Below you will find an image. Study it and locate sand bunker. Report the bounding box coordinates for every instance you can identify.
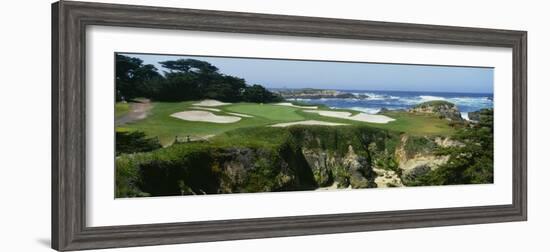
[171,110,241,123]
[306,110,351,117]
[190,106,221,112]
[304,110,395,124]
[350,113,395,123]
[271,120,348,127]
[189,106,253,118]
[192,100,231,107]
[227,112,253,118]
[275,102,318,109]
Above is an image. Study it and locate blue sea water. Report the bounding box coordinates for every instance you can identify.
[288,90,493,119]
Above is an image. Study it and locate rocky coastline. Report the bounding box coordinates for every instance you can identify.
[273,88,368,99]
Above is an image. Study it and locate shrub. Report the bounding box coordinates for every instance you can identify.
[116,131,162,156]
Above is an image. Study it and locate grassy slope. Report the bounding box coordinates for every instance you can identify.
[115,102,130,119]
[116,101,456,145]
[376,111,456,136]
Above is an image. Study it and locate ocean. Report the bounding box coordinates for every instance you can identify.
[287,90,493,120]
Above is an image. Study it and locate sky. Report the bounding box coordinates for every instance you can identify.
[120,53,494,94]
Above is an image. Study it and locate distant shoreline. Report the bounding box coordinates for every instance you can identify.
[269,87,493,96]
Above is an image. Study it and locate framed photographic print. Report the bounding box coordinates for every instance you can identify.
[52,1,527,251]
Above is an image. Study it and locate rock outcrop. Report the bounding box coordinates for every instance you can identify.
[395,135,451,184]
[408,100,462,121]
[301,145,375,189]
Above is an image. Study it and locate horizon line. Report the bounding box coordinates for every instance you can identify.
[267,87,494,95]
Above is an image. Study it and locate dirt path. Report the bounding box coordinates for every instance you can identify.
[116,99,152,126]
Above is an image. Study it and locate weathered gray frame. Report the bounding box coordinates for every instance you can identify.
[51,1,527,251]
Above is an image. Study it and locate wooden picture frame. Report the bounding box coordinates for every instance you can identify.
[52,1,527,251]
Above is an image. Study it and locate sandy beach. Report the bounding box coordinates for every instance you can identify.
[314,182,352,191]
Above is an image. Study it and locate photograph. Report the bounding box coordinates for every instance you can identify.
[42,1,532,251]
[115,53,494,198]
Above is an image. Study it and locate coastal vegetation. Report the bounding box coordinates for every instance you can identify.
[411,108,494,185]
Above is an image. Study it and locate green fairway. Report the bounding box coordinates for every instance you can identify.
[225,103,305,121]
[372,111,457,136]
[117,101,308,144]
[116,101,457,145]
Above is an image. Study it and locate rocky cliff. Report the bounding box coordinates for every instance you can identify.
[116,126,455,197]
[394,135,451,185]
[302,145,375,189]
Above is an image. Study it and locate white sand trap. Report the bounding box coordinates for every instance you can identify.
[227,112,253,118]
[192,99,231,107]
[305,110,351,117]
[351,113,395,123]
[304,110,395,124]
[190,106,221,112]
[271,120,348,127]
[275,102,318,109]
[171,110,241,123]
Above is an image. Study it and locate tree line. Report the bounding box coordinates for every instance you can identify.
[116,54,283,103]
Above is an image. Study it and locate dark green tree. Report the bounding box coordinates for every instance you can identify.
[243,84,282,103]
[117,55,282,103]
[160,58,219,74]
[116,131,162,156]
[152,72,200,101]
[116,54,162,101]
[203,75,247,102]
